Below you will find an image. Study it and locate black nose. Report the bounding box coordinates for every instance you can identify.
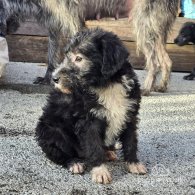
[52,77,60,84]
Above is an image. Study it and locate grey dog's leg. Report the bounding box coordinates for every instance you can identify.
[132,0,178,95]
[154,44,172,93]
[0,2,7,37]
[34,29,61,84]
[6,14,20,34]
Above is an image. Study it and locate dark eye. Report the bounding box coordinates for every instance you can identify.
[75,56,82,62]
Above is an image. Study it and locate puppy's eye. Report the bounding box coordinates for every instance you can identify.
[75,56,82,62]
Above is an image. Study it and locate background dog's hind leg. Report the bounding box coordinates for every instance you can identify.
[153,43,172,92]
[142,44,160,96]
[131,0,178,95]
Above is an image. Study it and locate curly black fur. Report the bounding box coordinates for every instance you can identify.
[35,29,145,182]
[175,22,195,80]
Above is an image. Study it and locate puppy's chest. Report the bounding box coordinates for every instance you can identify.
[91,83,135,146]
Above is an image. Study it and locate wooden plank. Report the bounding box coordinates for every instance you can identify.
[124,42,195,72]
[12,20,48,36]
[86,17,195,43]
[6,35,195,72]
[6,35,48,63]
[12,17,195,43]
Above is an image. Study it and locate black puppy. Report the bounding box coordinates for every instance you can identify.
[35,28,147,184]
[174,22,195,80]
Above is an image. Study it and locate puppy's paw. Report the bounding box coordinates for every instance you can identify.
[69,162,85,174]
[91,164,112,184]
[127,162,147,175]
[106,150,118,161]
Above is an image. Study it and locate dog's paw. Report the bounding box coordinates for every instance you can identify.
[183,74,195,80]
[127,162,147,175]
[106,150,118,161]
[69,162,85,174]
[33,77,50,85]
[153,85,167,93]
[141,89,150,96]
[91,164,112,184]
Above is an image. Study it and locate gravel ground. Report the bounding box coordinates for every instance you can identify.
[0,63,195,194]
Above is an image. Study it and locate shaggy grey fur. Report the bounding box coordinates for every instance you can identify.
[0,0,179,95]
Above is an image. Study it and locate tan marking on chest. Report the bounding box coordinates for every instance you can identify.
[91,83,136,146]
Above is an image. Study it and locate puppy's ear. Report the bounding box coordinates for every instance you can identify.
[101,37,129,77]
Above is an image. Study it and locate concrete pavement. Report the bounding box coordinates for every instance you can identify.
[0,63,195,194]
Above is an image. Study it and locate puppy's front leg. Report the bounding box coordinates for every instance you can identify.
[77,118,112,184]
[120,121,147,175]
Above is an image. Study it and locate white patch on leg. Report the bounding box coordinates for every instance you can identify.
[69,162,85,174]
[127,162,147,175]
[91,164,112,184]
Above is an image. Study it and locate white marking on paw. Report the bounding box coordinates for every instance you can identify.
[69,162,85,174]
[91,164,112,184]
[127,162,147,175]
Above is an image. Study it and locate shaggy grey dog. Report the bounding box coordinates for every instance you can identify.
[0,0,179,95]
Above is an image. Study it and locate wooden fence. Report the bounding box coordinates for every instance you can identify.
[6,17,195,72]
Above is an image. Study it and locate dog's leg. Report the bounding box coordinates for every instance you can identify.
[0,2,9,78]
[120,120,147,175]
[38,138,75,165]
[131,0,178,95]
[35,121,83,169]
[154,43,172,92]
[142,46,159,96]
[0,1,8,37]
[6,14,20,34]
[77,118,112,184]
[34,29,61,85]
[41,142,85,174]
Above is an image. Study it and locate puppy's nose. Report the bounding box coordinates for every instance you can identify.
[174,38,178,44]
[52,76,60,84]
